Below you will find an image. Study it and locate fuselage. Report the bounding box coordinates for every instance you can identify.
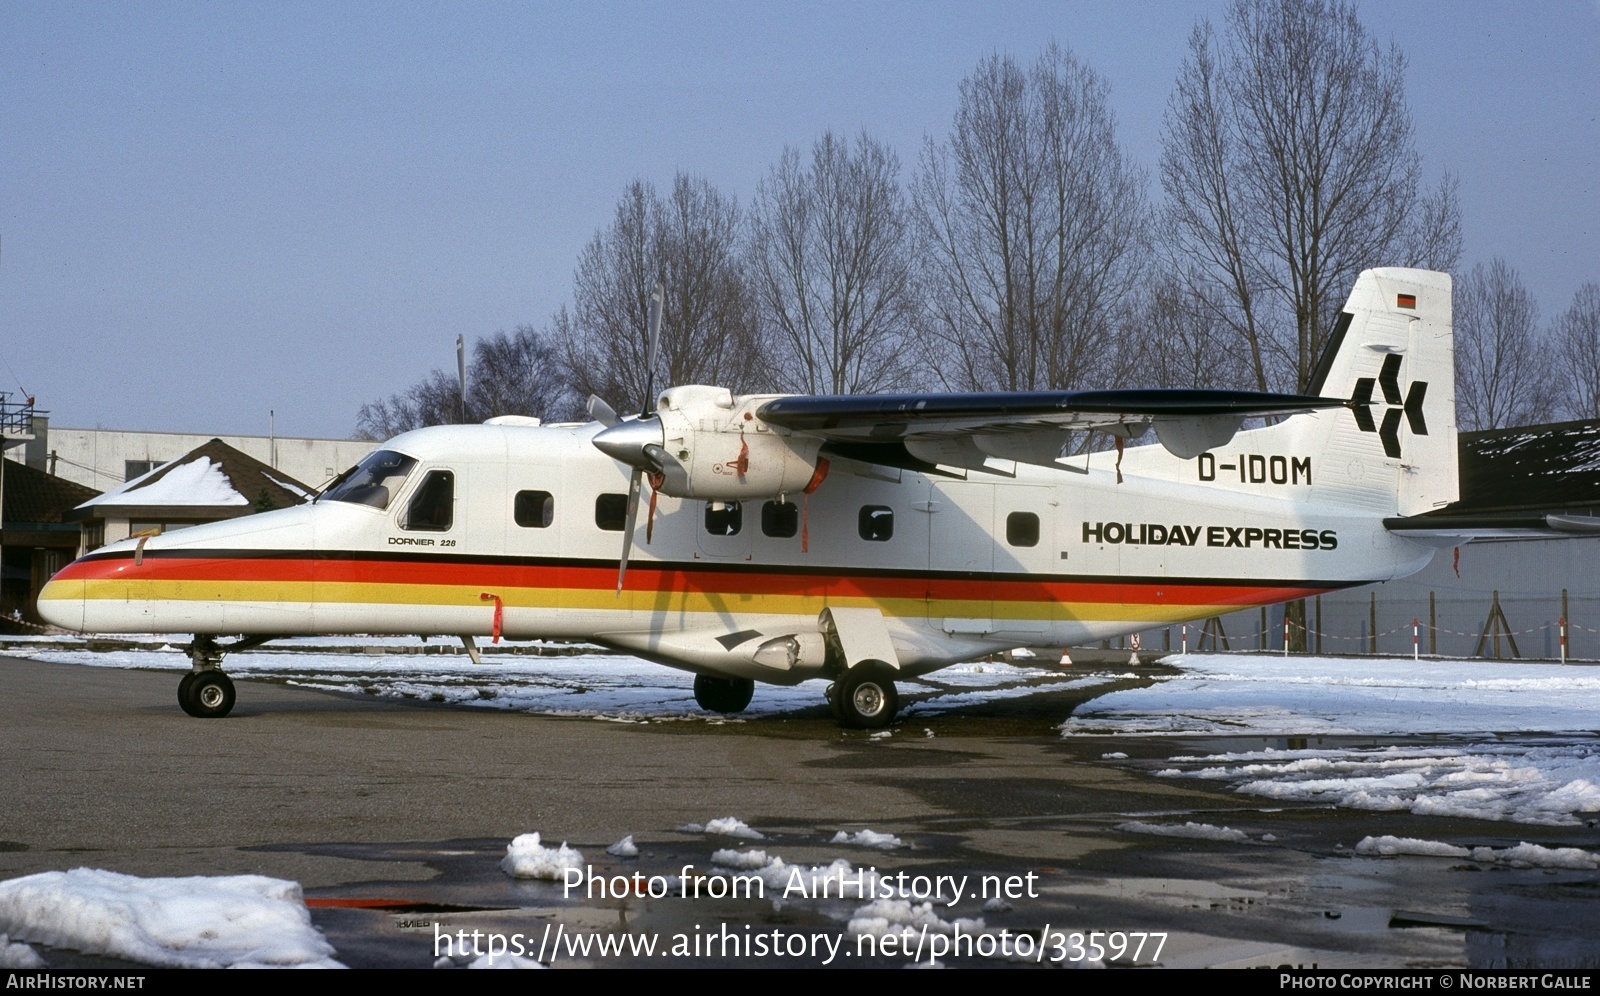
[38,418,1435,685]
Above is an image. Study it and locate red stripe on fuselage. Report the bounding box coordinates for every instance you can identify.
[56,551,1345,608]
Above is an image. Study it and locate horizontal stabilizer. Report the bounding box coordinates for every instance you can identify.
[1384,512,1600,539]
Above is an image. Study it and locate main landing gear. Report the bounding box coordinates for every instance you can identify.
[827,661,899,729]
[693,674,755,714]
[177,635,273,718]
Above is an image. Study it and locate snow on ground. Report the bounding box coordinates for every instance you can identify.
[501,834,584,881]
[1063,654,1600,737]
[1063,653,1600,827]
[830,829,905,849]
[1150,742,1600,826]
[0,869,342,968]
[1114,821,1251,842]
[606,836,639,858]
[23,640,1088,723]
[1356,836,1600,869]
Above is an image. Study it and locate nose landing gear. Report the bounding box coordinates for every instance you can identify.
[176,635,275,718]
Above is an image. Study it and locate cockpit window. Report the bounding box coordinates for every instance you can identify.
[403,470,455,531]
[320,450,417,510]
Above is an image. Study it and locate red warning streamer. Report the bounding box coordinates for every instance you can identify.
[480,592,503,643]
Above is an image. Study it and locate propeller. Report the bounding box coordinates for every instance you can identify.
[595,281,666,593]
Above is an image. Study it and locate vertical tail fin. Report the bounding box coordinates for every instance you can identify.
[1296,268,1457,516]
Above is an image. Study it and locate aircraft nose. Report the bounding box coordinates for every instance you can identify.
[592,416,665,472]
[36,576,85,632]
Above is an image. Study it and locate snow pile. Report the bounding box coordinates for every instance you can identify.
[1476,842,1600,870]
[1355,836,1600,869]
[1115,821,1250,842]
[82,458,247,507]
[0,934,44,969]
[830,829,905,849]
[467,952,545,969]
[606,835,639,858]
[1155,743,1600,825]
[1355,836,1470,858]
[846,899,983,939]
[0,869,342,969]
[500,834,584,881]
[710,849,772,870]
[702,817,764,839]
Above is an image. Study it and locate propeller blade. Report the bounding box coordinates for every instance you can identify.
[616,467,644,593]
[642,280,664,416]
[587,394,620,427]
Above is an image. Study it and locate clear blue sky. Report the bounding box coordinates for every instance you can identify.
[3,1,1596,439]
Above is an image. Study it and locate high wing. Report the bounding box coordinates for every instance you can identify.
[757,388,1351,467]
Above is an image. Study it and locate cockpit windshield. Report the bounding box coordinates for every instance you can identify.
[319,450,417,510]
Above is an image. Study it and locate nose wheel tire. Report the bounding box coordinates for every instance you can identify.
[834,662,898,729]
[693,675,755,714]
[179,671,236,719]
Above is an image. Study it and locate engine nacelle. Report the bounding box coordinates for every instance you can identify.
[652,386,824,501]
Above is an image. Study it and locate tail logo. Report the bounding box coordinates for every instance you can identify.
[1350,355,1427,458]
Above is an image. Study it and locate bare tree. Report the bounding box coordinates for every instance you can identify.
[749,132,916,395]
[355,325,574,440]
[914,43,1147,392]
[1455,259,1557,431]
[1130,276,1250,390]
[1554,282,1600,420]
[557,174,764,413]
[1160,0,1461,393]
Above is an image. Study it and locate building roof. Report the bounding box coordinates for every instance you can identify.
[1454,419,1600,515]
[2,459,101,525]
[73,438,315,517]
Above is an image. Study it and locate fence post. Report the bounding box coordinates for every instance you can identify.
[1315,595,1323,655]
[1182,623,1188,655]
[1429,591,1436,656]
[1369,592,1378,654]
[1283,614,1290,657]
[1412,618,1419,661]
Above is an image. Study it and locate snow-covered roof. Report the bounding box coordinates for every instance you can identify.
[73,438,314,514]
[1455,418,1600,514]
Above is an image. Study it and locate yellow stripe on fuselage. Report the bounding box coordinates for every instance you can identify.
[67,577,1246,624]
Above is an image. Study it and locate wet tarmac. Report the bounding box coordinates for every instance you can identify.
[3,654,1598,969]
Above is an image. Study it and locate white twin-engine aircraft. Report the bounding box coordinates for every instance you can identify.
[41,268,1525,727]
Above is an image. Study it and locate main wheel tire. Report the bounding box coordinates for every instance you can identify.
[693,675,755,714]
[180,671,235,719]
[836,662,898,729]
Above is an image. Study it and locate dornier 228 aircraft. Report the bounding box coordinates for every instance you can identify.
[41,268,1566,728]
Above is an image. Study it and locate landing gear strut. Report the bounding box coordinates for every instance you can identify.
[693,675,755,714]
[176,635,273,718]
[830,661,898,729]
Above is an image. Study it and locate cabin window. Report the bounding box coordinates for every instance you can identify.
[858,505,893,542]
[321,450,417,510]
[403,470,454,531]
[595,493,628,531]
[761,500,798,538]
[1006,511,1040,547]
[705,500,742,536]
[514,490,554,528]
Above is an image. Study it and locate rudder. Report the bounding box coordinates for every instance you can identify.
[1295,268,1457,517]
